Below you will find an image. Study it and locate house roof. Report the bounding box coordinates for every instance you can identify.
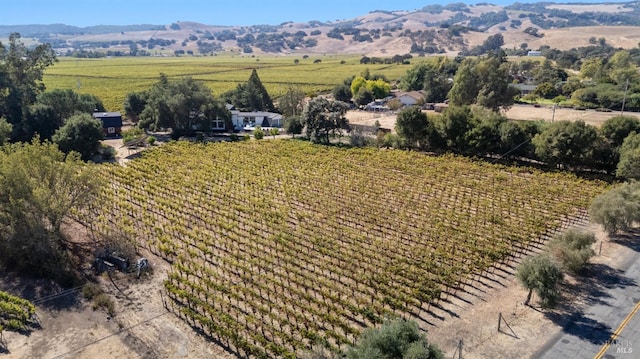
[232,111,282,120]
[394,91,425,101]
[511,84,537,91]
[93,112,123,127]
[92,112,122,118]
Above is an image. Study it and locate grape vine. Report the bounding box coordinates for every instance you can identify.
[76,140,605,358]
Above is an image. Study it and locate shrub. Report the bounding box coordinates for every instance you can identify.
[589,182,640,234]
[82,282,102,300]
[146,136,156,145]
[92,293,115,316]
[101,145,116,160]
[253,126,265,140]
[547,229,595,273]
[346,317,443,359]
[122,127,144,143]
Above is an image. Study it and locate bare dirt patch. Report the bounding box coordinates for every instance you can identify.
[0,221,232,359]
[506,105,640,127]
[346,106,640,130]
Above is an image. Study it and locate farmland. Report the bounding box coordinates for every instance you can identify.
[76,140,605,358]
[43,55,418,113]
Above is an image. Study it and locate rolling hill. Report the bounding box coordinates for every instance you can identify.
[2,1,640,57]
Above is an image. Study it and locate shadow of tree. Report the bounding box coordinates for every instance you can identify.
[610,228,640,253]
[545,310,613,345]
[542,260,636,345]
[0,270,82,311]
[562,263,636,307]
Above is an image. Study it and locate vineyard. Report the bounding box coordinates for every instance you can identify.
[43,55,417,113]
[0,291,36,335]
[77,140,605,358]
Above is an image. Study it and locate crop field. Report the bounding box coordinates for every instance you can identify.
[43,55,418,113]
[75,140,606,358]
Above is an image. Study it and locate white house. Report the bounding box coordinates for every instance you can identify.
[230,110,283,131]
[394,91,426,107]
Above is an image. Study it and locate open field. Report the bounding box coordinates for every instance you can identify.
[346,105,640,132]
[75,140,605,358]
[43,55,420,113]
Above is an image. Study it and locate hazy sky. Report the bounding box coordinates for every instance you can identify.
[2,0,607,27]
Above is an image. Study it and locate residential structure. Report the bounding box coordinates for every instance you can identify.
[92,112,123,137]
[393,90,426,107]
[229,109,282,131]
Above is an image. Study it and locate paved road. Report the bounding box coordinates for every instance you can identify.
[534,250,640,358]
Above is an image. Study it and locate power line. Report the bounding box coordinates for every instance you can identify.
[50,311,169,359]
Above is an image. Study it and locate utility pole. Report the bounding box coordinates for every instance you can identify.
[621,79,629,116]
[551,104,556,123]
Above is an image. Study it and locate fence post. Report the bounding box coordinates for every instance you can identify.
[160,289,167,310]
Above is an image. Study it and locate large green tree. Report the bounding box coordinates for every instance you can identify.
[616,131,640,180]
[0,139,102,283]
[138,75,230,136]
[532,120,599,169]
[347,318,443,359]
[589,182,640,234]
[0,33,57,141]
[301,97,350,143]
[600,115,640,149]
[448,59,480,107]
[277,86,305,118]
[434,105,476,153]
[399,60,453,103]
[448,56,517,112]
[52,113,104,160]
[395,106,439,150]
[225,69,275,112]
[26,89,104,140]
[517,254,563,308]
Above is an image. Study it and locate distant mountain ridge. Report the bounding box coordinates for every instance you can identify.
[3,1,640,56]
[0,24,165,37]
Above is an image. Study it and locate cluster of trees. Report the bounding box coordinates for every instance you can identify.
[223,69,276,112]
[0,139,102,284]
[360,54,413,65]
[505,2,640,28]
[331,69,393,107]
[506,45,640,111]
[399,57,456,103]
[461,33,505,56]
[397,53,517,111]
[350,76,392,106]
[125,74,230,138]
[0,33,108,285]
[394,103,640,175]
[517,229,595,308]
[0,33,105,159]
[300,97,350,144]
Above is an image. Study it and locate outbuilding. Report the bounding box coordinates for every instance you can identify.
[93,112,123,138]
